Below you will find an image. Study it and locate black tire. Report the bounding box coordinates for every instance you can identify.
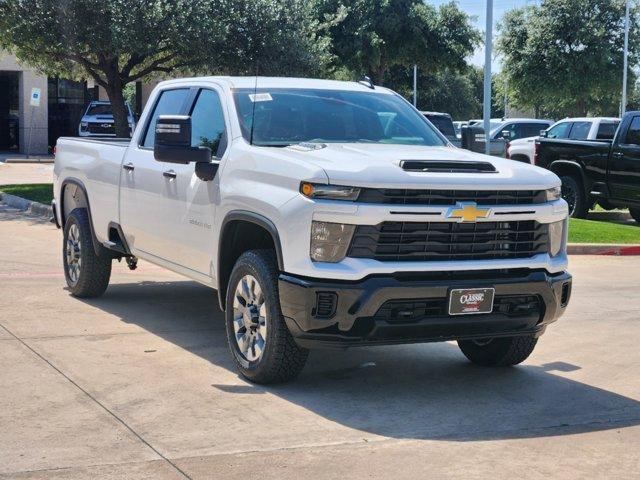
[63,208,112,298]
[458,335,538,367]
[560,175,589,218]
[630,208,640,224]
[225,249,308,384]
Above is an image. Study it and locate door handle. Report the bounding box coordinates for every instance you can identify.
[612,151,624,158]
[163,169,177,179]
[123,162,135,171]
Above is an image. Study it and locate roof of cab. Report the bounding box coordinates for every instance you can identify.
[156,76,395,93]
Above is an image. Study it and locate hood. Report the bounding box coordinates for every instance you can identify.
[270,143,559,190]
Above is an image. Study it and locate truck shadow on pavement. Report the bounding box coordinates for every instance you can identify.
[79,279,640,442]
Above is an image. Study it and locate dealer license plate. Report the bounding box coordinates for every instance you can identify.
[448,288,495,315]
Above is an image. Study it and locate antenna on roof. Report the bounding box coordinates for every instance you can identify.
[357,75,375,90]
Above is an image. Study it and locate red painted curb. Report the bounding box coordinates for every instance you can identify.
[567,244,640,255]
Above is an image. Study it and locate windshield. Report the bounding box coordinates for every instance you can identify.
[233,88,446,147]
[86,104,113,116]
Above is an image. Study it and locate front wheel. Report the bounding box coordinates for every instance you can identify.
[63,208,112,297]
[225,249,308,384]
[458,335,538,367]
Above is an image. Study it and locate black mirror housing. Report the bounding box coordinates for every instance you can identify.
[540,129,548,138]
[154,115,212,164]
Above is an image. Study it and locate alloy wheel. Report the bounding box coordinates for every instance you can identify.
[65,223,82,284]
[232,275,268,362]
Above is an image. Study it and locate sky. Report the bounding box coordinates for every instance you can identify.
[428,0,542,69]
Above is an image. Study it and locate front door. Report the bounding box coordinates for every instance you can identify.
[120,85,228,280]
[158,87,228,276]
[609,115,640,204]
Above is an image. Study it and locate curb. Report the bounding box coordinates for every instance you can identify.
[0,192,53,219]
[567,243,640,255]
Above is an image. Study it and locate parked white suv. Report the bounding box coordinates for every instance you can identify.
[507,117,620,164]
[53,77,571,383]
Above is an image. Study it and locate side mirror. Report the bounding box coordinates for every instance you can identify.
[154,115,211,165]
[540,129,548,138]
[501,130,512,140]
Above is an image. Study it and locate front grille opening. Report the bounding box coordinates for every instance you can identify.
[349,221,548,262]
[400,160,497,173]
[313,292,337,319]
[357,189,546,205]
[374,295,541,324]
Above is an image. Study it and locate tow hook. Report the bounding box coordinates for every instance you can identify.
[126,256,138,270]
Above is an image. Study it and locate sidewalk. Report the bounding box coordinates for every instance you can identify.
[0,162,54,185]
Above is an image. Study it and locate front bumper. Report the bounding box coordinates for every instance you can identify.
[279,269,572,348]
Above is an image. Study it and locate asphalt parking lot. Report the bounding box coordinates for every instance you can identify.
[1,206,639,479]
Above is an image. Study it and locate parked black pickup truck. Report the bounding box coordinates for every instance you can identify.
[536,111,640,220]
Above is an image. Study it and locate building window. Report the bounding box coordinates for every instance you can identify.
[48,77,90,148]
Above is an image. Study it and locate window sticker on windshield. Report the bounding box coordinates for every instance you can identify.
[249,93,273,102]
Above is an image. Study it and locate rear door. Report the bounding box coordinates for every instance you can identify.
[119,87,192,262]
[608,115,640,203]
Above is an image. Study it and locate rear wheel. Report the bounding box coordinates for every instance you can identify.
[225,249,308,384]
[458,335,538,367]
[629,208,640,224]
[560,175,589,218]
[63,208,112,297]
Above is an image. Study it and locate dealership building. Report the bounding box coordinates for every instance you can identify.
[0,52,153,155]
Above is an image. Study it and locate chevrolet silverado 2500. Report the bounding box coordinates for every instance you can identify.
[53,77,572,384]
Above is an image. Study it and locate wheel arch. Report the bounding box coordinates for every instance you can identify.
[60,178,104,257]
[217,211,284,311]
[548,160,590,193]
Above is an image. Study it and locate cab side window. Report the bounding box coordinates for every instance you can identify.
[141,88,190,148]
[624,117,640,145]
[547,122,571,139]
[190,89,227,157]
[596,122,619,140]
[569,121,592,140]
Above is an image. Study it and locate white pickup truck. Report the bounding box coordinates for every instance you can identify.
[53,76,572,384]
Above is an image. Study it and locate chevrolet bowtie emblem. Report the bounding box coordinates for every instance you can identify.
[447,202,491,222]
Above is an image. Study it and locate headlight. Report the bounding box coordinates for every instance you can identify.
[300,182,360,201]
[548,220,564,257]
[545,186,561,202]
[80,122,88,130]
[310,221,355,262]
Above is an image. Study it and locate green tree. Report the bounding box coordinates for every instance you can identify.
[0,0,331,137]
[317,0,480,85]
[498,0,640,117]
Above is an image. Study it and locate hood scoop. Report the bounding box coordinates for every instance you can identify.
[400,160,497,174]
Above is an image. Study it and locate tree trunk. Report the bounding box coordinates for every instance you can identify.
[104,70,131,138]
[370,63,387,87]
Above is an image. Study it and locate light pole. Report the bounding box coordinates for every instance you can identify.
[483,0,494,154]
[622,0,630,116]
[413,64,417,107]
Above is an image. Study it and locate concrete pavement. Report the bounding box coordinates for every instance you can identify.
[0,162,54,186]
[0,206,639,479]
